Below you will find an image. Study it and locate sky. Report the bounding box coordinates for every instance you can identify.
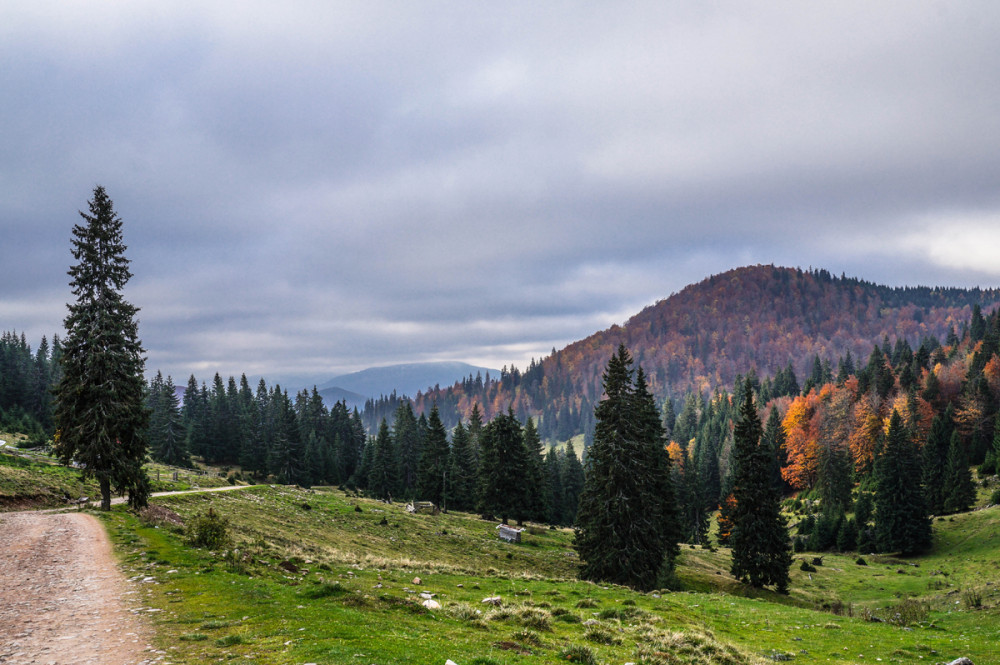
[3,1,1000,389]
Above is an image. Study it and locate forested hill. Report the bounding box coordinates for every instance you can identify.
[400,265,1000,439]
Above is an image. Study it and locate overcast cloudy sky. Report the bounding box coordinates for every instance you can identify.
[3,1,1000,387]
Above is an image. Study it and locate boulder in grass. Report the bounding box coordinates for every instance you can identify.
[481,595,502,605]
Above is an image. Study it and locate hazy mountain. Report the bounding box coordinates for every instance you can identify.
[316,386,369,411]
[319,361,500,405]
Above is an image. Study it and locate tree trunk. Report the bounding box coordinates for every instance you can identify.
[100,477,111,511]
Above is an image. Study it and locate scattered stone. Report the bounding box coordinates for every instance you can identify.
[412,577,422,585]
[947,659,974,665]
[279,560,300,573]
[446,660,459,665]
[420,592,434,600]
[421,599,441,610]
[481,596,502,605]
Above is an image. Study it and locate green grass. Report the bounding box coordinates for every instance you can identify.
[97,485,1000,664]
[0,446,97,508]
[0,448,236,510]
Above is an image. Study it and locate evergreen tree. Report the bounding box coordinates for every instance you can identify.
[942,431,975,513]
[393,402,422,497]
[417,405,450,507]
[154,375,189,467]
[874,410,931,555]
[728,380,792,592]
[478,409,530,525]
[447,422,476,511]
[762,405,787,496]
[182,375,210,460]
[267,388,305,485]
[239,378,269,477]
[543,447,563,524]
[921,407,954,514]
[560,443,585,525]
[53,186,150,510]
[836,517,858,552]
[574,345,679,591]
[522,417,547,520]
[368,419,397,501]
[817,441,853,515]
[633,367,681,565]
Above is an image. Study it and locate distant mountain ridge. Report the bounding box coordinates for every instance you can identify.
[408,265,1000,440]
[318,361,500,409]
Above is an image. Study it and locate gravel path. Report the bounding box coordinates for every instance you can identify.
[0,511,156,665]
[0,483,255,663]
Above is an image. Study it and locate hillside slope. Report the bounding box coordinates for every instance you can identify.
[411,265,1000,438]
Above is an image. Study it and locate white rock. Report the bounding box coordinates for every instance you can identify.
[422,599,441,610]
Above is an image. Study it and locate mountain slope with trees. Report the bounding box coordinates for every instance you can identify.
[412,265,1000,440]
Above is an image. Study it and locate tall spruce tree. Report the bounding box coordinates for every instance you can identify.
[53,186,150,510]
[728,379,792,592]
[574,345,679,591]
[942,431,975,514]
[447,421,476,511]
[478,409,530,525]
[368,419,397,501]
[522,417,547,521]
[417,405,450,507]
[560,443,585,525]
[875,410,931,554]
[151,374,189,467]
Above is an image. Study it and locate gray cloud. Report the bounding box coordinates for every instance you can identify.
[3,1,1000,387]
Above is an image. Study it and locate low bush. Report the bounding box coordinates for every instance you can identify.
[184,508,231,549]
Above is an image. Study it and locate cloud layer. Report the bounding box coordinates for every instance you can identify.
[3,1,1000,386]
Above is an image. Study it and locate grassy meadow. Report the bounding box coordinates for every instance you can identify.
[90,484,1000,665]
[0,442,234,509]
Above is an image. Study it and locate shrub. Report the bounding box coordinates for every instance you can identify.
[510,629,544,646]
[799,560,817,573]
[598,606,647,621]
[517,607,552,631]
[556,612,582,624]
[829,600,853,617]
[990,488,1000,506]
[584,626,621,645]
[185,508,231,549]
[575,597,598,608]
[963,588,983,609]
[558,645,598,664]
[214,634,245,646]
[892,599,929,626]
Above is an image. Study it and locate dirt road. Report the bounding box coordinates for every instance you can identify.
[0,484,254,663]
[0,512,157,665]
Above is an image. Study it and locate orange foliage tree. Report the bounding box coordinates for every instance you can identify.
[780,391,823,489]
